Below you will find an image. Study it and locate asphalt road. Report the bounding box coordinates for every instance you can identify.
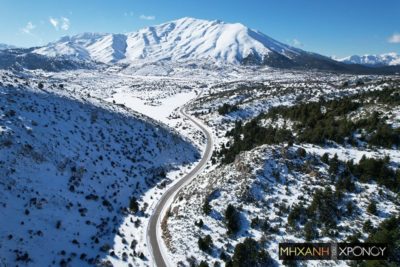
[147,101,213,267]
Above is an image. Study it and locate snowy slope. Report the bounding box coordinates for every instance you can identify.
[0,72,199,266]
[33,17,303,65]
[335,52,400,66]
[157,73,400,266]
[33,33,108,61]
[167,144,399,266]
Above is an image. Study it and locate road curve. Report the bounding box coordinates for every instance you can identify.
[147,98,213,267]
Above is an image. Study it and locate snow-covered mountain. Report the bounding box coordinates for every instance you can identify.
[335,52,400,66]
[0,47,97,71]
[0,43,15,50]
[33,17,335,68]
[33,18,297,64]
[2,18,398,74]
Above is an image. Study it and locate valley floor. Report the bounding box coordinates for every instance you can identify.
[1,65,399,267]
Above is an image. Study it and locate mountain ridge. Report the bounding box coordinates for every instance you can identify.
[0,43,16,50]
[1,17,399,74]
[33,17,302,65]
[335,52,400,67]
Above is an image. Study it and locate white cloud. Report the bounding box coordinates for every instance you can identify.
[60,17,70,30]
[124,11,134,17]
[19,22,43,44]
[49,17,70,31]
[292,38,303,47]
[139,14,155,20]
[388,33,400,43]
[21,21,36,34]
[49,17,58,29]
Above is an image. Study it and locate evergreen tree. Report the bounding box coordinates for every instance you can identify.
[346,201,354,216]
[363,219,374,233]
[203,199,212,215]
[364,216,400,266]
[225,204,241,235]
[231,238,273,267]
[321,153,329,164]
[367,200,377,215]
[198,261,209,267]
[328,154,340,175]
[304,221,317,241]
[129,197,139,213]
[198,235,213,253]
[195,219,204,228]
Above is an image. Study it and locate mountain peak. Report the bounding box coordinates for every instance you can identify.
[32,17,348,70]
[173,16,205,23]
[167,17,248,31]
[57,32,108,43]
[34,17,297,65]
[171,17,223,24]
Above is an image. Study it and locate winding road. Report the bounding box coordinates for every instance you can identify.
[146,97,214,267]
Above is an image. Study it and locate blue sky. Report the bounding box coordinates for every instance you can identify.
[1,0,399,57]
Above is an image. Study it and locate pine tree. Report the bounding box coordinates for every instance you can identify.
[129,197,139,213]
[304,221,317,241]
[367,200,377,215]
[231,238,273,267]
[198,235,213,253]
[203,199,211,215]
[366,215,400,265]
[225,204,241,235]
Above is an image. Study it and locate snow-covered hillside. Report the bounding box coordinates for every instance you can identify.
[0,71,199,266]
[335,52,400,66]
[167,144,399,266]
[162,73,400,266]
[33,17,303,65]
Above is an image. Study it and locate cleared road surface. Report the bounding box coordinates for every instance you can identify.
[146,101,213,267]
